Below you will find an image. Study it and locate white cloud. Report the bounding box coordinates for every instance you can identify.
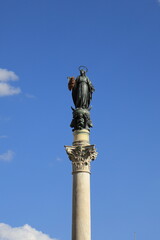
[0,69,19,82]
[0,150,14,162]
[0,83,21,97]
[0,69,21,97]
[0,223,57,240]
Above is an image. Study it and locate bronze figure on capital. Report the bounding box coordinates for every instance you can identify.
[68,66,95,131]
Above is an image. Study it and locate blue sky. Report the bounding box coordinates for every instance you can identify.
[0,0,160,239]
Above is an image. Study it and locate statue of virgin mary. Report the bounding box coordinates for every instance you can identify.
[68,66,95,109]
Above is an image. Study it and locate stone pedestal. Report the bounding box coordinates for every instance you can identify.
[65,130,97,240]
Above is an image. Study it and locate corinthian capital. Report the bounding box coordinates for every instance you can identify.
[65,145,98,173]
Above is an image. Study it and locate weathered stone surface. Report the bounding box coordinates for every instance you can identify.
[72,172,91,240]
[65,145,98,173]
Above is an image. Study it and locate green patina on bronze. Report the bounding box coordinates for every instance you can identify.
[68,66,95,131]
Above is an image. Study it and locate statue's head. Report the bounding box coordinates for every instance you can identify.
[80,69,86,76]
[79,66,88,76]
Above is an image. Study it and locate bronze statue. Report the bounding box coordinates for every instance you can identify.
[68,66,95,109]
[68,66,95,131]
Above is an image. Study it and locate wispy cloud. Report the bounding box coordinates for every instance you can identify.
[0,116,10,122]
[0,223,58,240]
[0,150,14,162]
[25,93,36,99]
[56,156,63,162]
[0,68,21,97]
[0,135,8,139]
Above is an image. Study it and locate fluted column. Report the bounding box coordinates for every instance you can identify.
[65,130,97,240]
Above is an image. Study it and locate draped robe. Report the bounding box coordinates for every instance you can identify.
[72,75,94,109]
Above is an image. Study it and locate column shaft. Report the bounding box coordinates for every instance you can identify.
[65,130,97,240]
[72,172,91,240]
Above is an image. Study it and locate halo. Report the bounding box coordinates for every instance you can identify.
[78,65,88,72]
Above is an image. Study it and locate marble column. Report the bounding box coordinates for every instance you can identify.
[65,129,97,240]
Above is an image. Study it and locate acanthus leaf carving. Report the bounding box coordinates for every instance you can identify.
[65,145,98,173]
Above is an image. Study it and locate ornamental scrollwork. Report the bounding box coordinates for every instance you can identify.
[65,145,98,173]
